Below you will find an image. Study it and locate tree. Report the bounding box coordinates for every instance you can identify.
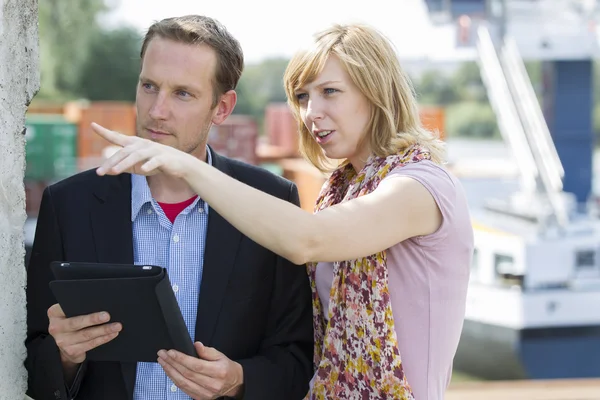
[240,58,289,104]
[415,69,460,105]
[38,0,110,99]
[75,27,142,101]
[452,62,487,102]
[234,57,290,124]
[445,101,500,139]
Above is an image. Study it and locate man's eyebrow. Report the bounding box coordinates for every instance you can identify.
[173,84,202,93]
[139,76,202,93]
[138,75,154,83]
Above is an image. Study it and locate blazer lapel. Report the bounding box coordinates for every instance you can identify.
[90,173,137,399]
[195,150,243,345]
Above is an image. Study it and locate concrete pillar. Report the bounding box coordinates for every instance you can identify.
[0,0,40,398]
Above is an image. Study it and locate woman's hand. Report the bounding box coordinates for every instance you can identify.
[92,122,195,179]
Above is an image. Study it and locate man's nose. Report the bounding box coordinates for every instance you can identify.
[149,94,170,121]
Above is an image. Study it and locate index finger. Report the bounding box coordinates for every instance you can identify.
[91,122,133,147]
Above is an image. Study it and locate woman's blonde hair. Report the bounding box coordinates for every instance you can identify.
[283,23,445,172]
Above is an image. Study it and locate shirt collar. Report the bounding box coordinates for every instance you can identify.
[131,145,212,221]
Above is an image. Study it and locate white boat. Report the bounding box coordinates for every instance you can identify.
[451,16,600,379]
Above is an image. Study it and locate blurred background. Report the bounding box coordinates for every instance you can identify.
[24,0,600,390]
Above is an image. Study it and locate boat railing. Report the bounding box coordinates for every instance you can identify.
[500,36,569,227]
[475,23,570,228]
[475,24,538,195]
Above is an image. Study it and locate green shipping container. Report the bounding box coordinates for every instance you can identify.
[25,114,78,181]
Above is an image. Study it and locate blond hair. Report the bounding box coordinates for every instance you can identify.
[284,23,445,172]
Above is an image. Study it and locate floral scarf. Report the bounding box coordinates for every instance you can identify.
[305,144,431,400]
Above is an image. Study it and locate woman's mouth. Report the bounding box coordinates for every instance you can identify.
[315,130,335,144]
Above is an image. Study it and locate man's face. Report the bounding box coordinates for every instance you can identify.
[135,38,219,160]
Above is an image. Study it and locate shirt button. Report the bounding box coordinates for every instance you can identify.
[172,284,179,293]
[147,208,152,214]
[198,208,204,213]
[173,234,180,243]
[170,384,177,392]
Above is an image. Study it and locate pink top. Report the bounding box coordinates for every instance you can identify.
[315,160,473,400]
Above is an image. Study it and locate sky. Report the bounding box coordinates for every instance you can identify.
[106,0,458,64]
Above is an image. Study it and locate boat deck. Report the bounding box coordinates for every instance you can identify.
[447,378,600,399]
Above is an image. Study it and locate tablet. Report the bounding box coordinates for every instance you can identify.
[49,261,196,362]
[51,261,163,280]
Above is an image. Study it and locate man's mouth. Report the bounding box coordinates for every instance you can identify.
[147,128,170,136]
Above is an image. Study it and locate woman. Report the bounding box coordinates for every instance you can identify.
[94,23,474,400]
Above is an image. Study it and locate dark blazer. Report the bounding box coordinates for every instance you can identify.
[25,150,314,400]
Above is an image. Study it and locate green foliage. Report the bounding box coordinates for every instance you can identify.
[414,60,545,139]
[414,62,487,105]
[415,70,460,105]
[38,0,290,120]
[235,58,289,116]
[75,27,142,101]
[242,58,289,104]
[452,62,487,102]
[594,103,600,139]
[593,63,600,141]
[40,1,587,142]
[234,57,290,131]
[38,0,109,98]
[445,101,500,139]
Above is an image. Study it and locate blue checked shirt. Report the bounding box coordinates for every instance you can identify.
[131,148,212,400]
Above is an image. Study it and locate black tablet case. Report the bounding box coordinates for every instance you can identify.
[49,261,196,362]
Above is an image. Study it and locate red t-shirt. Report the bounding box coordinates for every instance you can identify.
[157,196,198,223]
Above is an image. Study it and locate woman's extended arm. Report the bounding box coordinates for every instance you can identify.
[93,123,441,264]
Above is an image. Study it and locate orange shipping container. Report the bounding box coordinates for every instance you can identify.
[75,102,137,171]
[27,101,64,115]
[278,158,326,212]
[264,103,299,157]
[419,106,445,140]
[208,115,258,165]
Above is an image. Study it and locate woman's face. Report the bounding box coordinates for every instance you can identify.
[295,55,372,170]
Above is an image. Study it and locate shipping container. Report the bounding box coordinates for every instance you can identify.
[25,114,78,181]
[256,140,296,164]
[75,101,137,171]
[278,158,327,212]
[419,106,446,140]
[264,103,299,156]
[208,115,258,165]
[27,100,64,115]
[24,180,48,218]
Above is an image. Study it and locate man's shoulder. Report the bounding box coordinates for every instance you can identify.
[47,169,124,197]
[220,156,296,198]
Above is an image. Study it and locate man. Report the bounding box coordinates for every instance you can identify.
[25,15,314,400]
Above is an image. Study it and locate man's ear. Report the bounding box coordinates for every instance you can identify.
[212,90,237,125]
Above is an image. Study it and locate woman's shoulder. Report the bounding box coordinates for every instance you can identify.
[383,159,472,239]
[384,159,458,192]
